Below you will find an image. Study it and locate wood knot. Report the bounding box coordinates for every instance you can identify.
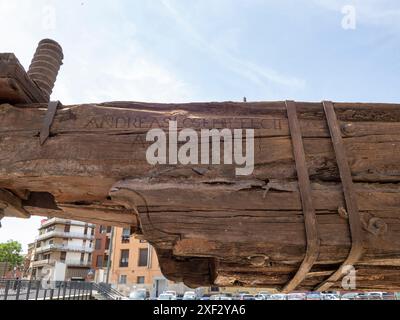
[367,217,387,236]
[248,255,269,267]
[341,123,356,136]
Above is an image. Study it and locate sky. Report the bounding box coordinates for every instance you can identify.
[0,0,400,252]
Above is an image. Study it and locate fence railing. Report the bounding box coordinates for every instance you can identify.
[0,279,93,300]
[92,283,126,300]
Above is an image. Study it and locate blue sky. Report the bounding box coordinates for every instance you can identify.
[1,0,400,251]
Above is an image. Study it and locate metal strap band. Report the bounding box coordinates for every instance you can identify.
[40,100,61,145]
[315,101,364,291]
[283,100,320,293]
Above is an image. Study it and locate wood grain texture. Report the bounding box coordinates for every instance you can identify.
[1,100,400,291]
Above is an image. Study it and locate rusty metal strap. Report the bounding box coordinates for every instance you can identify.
[40,100,61,145]
[283,100,320,293]
[314,101,364,292]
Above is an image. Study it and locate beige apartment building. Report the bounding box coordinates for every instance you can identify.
[29,218,95,281]
[110,227,189,297]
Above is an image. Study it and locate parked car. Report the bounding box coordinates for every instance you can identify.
[255,294,267,300]
[306,293,322,300]
[221,293,233,299]
[322,293,340,300]
[268,294,287,300]
[183,291,197,300]
[357,293,370,300]
[129,289,148,300]
[158,293,177,300]
[368,292,384,300]
[258,292,271,300]
[382,292,395,300]
[341,293,359,300]
[241,294,256,301]
[287,293,306,300]
[164,290,177,298]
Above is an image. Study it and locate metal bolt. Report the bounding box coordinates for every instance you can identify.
[28,39,64,101]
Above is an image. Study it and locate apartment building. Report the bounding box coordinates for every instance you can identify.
[29,218,95,281]
[91,224,112,283]
[23,242,35,278]
[110,227,188,297]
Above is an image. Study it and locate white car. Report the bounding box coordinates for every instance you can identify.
[129,289,147,300]
[268,294,286,300]
[158,293,177,300]
[287,293,306,300]
[183,291,197,300]
[341,293,359,300]
[164,290,177,298]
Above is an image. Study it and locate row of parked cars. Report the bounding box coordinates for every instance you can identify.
[208,291,398,300]
[129,289,398,300]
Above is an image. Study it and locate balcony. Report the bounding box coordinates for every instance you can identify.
[36,231,94,241]
[35,244,94,254]
[31,259,55,267]
[31,259,92,268]
[40,218,95,229]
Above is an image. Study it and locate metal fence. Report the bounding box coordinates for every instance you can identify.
[0,279,93,300]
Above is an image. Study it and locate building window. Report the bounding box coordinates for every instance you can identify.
[95,239,102,250]
[136,276,145,284]
[99,225,106,234]
[119,249,129,267]
[60,251,66,262]
[106,226,112,233]
[64,224,70,232]
[121,228,130,244]
[119,275,127,284]
[105,238,110,250]
[96,255,103,268]
[138,248,148,267]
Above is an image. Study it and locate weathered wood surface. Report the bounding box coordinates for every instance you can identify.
[0,54,47,104]
[1,100,400,291]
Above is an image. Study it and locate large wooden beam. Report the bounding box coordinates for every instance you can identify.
[0,100,399,291]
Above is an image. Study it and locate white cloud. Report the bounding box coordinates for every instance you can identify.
[160,0,306,91]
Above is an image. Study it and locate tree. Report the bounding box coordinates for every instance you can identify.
[0,240,24,268]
